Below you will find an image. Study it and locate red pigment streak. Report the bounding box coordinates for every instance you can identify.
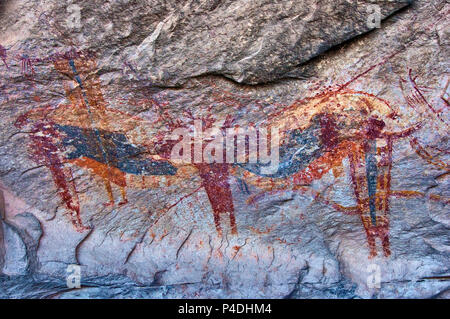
[408,70,447,125]
[163,186,202,214]
[337,50,401,92]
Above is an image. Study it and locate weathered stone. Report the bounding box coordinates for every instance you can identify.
[2,222,28,276]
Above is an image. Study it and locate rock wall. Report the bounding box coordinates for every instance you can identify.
[0,0,448,298]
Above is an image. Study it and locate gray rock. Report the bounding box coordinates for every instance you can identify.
[2,222,28,276]
[127,0,413,84]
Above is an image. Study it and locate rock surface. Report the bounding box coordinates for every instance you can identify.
[0,0,449,298]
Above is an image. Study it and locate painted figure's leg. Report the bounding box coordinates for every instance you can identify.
[374,137,393,257]
[53,166,87,231]
[103,166,128,207]
[213,213,223,237]
[196,164,237,236]
[349,142,378,258]
[103,178,115,206]
[228,210,238,235]
[119,186,128,206]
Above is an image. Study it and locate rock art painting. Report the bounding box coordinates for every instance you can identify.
[14,51,448,259]
[0,0,448,299]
